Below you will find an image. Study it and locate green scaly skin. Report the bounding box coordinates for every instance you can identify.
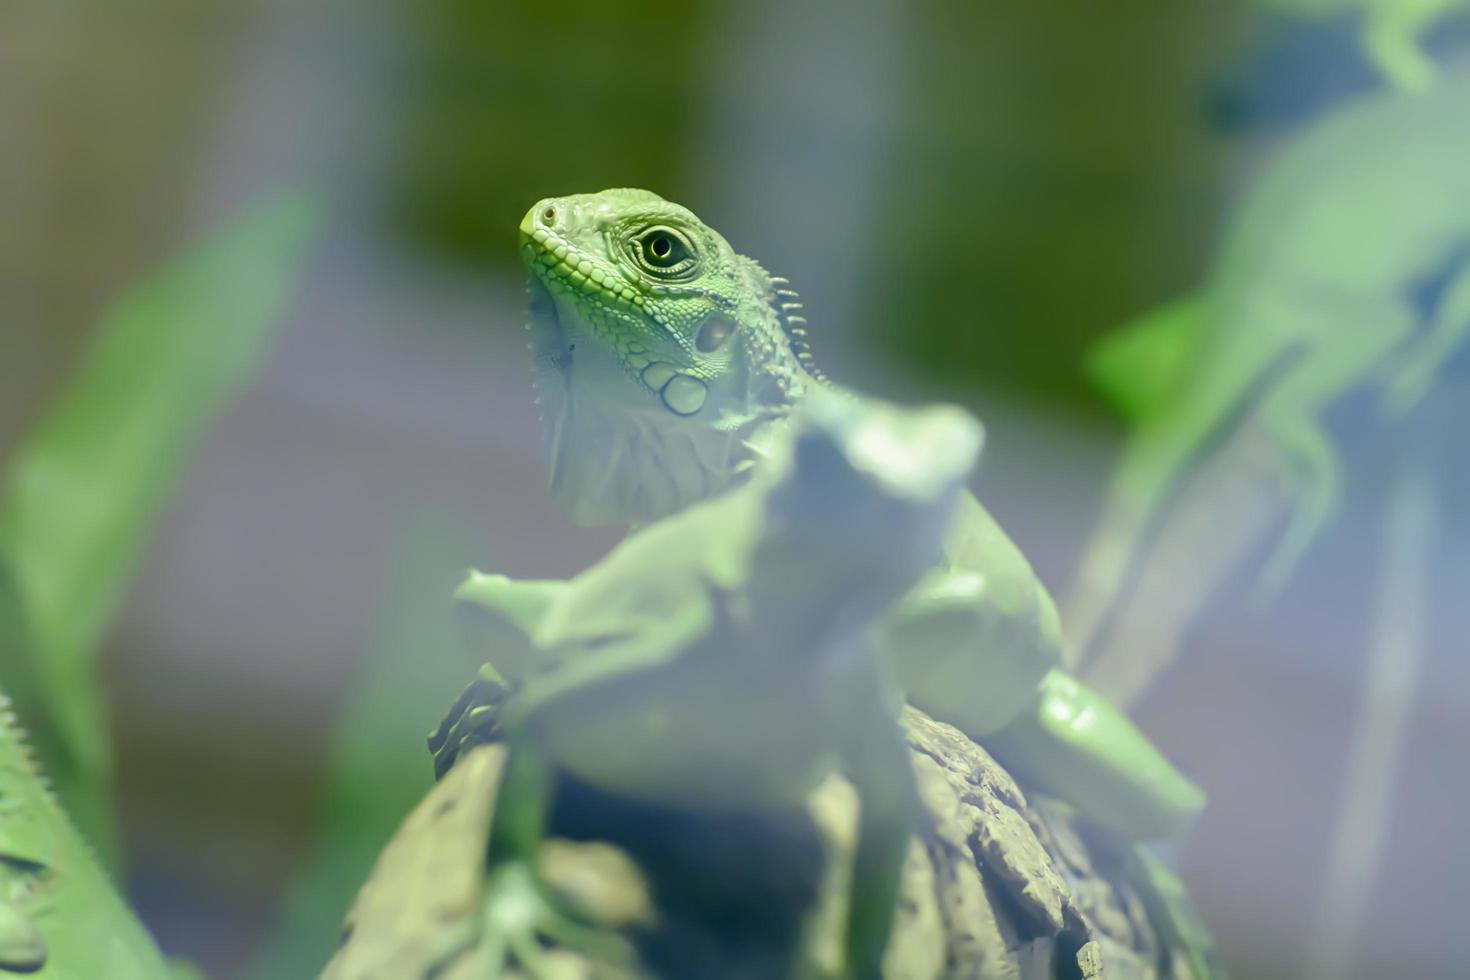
[0,688,170,978]
[441,392,981,978]
[1067,76,1470,676]
[457,188,1203,843]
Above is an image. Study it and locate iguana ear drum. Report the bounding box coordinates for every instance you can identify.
[695,315,735,353]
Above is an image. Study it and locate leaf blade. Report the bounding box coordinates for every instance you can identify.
[0,191,321,857]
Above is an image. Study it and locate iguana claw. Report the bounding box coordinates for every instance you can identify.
[429,663,515,780]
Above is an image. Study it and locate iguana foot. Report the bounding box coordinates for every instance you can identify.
[475,860,637,979]
[1379,259,1470,419]
[1255,416,1339,600]
[429,663,515,780]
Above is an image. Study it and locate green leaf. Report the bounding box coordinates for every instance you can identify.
[1085,295,1205,425]
[0,191,320,862]
[241,509,486,980]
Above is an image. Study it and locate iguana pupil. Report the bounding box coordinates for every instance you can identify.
[641,229,688,269]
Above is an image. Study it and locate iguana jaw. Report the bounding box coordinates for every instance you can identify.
[519,196,715,416]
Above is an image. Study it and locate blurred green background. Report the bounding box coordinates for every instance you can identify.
[2,2,1467,978]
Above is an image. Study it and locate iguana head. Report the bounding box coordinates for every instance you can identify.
[519,188,817,526]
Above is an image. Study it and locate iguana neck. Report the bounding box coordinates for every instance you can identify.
[537,255,819,528]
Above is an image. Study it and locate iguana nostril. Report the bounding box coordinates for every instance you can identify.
[542,206,556,225]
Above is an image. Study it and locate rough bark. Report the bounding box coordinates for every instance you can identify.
[323,708,1211,980]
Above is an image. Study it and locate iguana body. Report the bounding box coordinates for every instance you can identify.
[1067,76,1470,680]
[442,393,979,978]
[0,686,170,978]
[460,188,1202,843]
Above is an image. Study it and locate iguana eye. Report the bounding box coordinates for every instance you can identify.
[639,229,692,270]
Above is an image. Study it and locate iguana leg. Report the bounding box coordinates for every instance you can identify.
[1382,256,1470,418]
[1255,414,1340,598]
[833,657,917,979]
[1254,298,1417,597]
[472,737,636,978]
[878,568,1055,738]
[984,669,1205,842]
[875,532,1201,843]
[432,572,568,778]
[454,572,568,683]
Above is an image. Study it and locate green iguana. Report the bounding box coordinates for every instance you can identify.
[0,681,171,977]
[435,391,981,978]
[1066,74,1470,692]
[449,188,1204,846]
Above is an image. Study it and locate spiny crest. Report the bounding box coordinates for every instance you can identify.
[0,700,52,794]
[768,275,830,385]
[595,187,666,205]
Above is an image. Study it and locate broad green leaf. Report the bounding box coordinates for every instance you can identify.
[0,192,320,861]
[242,509,485,980]
[1084,295,1205,425]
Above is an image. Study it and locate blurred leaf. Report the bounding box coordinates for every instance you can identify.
[242,509,484,980]
[0,191,320,862]
[1084,295,1204,425]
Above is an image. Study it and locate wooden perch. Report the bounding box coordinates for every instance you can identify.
[323,708,1212,980]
